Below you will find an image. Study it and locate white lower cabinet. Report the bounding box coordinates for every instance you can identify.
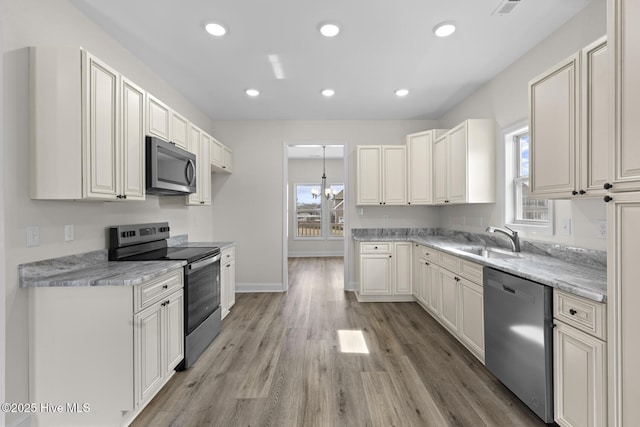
[458,277,485,362]
[439,268,459,334]
[357,242,413,301]
[221,246,236,320]
[553,289,607,427]
[28,269,184,427]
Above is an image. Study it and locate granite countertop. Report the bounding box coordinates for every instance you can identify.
[353,229,607,303]
[19,250,186,288]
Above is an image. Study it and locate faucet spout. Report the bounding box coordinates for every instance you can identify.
[485,225,521,252]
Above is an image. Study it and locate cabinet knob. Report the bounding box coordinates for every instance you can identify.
[604,195,613,203]
[123,194,127,199]
[569,309,577,315]
[425,262,429,266]
[572,190,578,196]
[454,277,460,282]
[604,183,613,190]
[374,246,378,249]
[162,284,168,289]
[579,190,586,195]
[389,255,392,258]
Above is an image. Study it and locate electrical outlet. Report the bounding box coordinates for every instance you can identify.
[64,224,75,242]
[358,208,364,216]
[560,218,572,235]
[596,220,607,239]
[26,225,40,247]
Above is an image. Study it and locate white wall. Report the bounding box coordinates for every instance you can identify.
[288,158,344,257]
[3,0,218,422]
[210,120,442,291]
[0,0,6,423]
[436,0,607,250]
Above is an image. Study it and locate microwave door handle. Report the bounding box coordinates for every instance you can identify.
[185,159,196,185]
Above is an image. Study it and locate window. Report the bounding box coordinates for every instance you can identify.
[506,127,553,232]
[295,183,344,239]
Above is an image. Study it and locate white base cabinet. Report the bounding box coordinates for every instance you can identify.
[28,269,184,427]
[357,242,413,301]
[553,289,607,427]
[221,246,236,320]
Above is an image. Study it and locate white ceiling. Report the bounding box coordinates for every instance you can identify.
[71,0,592,121]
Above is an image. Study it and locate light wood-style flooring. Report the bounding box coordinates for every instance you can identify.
[132,257,545,427]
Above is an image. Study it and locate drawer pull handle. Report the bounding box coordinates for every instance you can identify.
[162,284,168,289]
[569,309,577,315]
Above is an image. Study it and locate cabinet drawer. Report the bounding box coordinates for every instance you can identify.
[221,246,236,263]
[459,259,483,284]
[360,242,392,253]
[554,290,606,340]
[416,245,440,264]
[440,252,460,273]
[135,269,184,312]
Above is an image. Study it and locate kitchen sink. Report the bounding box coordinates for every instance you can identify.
[456,246,522,259]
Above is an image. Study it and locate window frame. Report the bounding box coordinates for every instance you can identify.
[504,125,554,235]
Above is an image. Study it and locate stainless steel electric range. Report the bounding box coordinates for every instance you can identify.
[108,222,221,370]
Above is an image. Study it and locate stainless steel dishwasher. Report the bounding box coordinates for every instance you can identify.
[483,267,554,423]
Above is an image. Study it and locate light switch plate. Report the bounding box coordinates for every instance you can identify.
[560,218,571,235]
[27,225,40,247]
[64,224,75,242]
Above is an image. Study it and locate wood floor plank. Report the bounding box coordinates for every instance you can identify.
[131,257,546,427]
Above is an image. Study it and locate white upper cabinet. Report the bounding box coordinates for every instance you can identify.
[30,47,145,201]
[530,37,609,199]
[147,94,171,142]
[186,125,211,206]
[432,120,496,205]
[406,129,448,205]
[170,111,189,150]
[608,0,640,192]
[356,145,407,205]
[211,136,233,173]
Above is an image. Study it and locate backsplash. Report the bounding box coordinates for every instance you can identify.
[351,228,607,269]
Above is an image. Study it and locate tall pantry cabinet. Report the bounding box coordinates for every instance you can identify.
[607,1,640,426]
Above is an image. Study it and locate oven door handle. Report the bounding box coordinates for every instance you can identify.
[189,254,221,271]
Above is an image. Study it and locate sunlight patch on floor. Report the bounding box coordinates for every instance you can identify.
[338,329,369,354]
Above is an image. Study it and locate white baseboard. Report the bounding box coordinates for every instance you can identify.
[355,292,416,303]
[345,281,358,292]
[287,252,344,258]
[235,282,284,293]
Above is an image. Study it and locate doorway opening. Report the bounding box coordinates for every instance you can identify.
[282,143,348,291]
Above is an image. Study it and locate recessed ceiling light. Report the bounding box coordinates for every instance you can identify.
[205,22,227,37]
[319,23,340,37]
[395,89,409,97]
[433,22,456,37]
[245,88,260,97]
[321,89,335,97]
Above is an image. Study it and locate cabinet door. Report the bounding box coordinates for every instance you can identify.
[580,38,609,196]
[357,146,382,205]
[199,133,212,205]
[459,278,485,362]
[360,254,392,294]
[147,94,171,141]
[412,245,423,301]
[433,135,448,204]
[447,124,468,203]
[227,259,236,309]
[439,269,458,333]
[121,77,145,200]
[210,137,223,168]
[607,193,640,426]
[135,302,163,405]
[186,125,202,205]
[407,132,433,204]
[382,146,407,205]
[393,242,412,295]
[221,258,229,319]
[171,111,189,150]
[610,0,640,191]
[529,54,578,198]
[84,52,119,199]
[554,321,607,427]
[222,146,233,172]
[164,290,184,374]
[427,264,441,315]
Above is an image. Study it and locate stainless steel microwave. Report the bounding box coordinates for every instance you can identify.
[146,136,197,195]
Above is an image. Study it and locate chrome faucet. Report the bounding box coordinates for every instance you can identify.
[486,225,521,252]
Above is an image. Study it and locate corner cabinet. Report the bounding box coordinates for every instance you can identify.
[221,246,236,320]
[553,290,607,427]
[529,37,609,199]
[433,120,496,205]
[186,124,212,206]
[28,269,184,427]
[30,47,145,201]
[406,129,448,204]
[608,0,640,192]
[356,145,407,205]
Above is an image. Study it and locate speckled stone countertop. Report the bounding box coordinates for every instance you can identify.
[19,250,186,288]
[353,228,607,303]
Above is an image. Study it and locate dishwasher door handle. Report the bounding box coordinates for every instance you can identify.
[502,285,516,294]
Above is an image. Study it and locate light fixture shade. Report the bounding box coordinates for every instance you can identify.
[433,22,456,37]
[205,23,227,37]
